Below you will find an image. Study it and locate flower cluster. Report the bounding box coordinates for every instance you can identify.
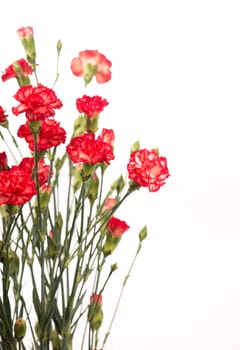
[0,26,169,350]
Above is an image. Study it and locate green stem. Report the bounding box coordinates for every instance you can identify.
[102,242,142,349]
[6,126,24,158]
[0,129,19,163]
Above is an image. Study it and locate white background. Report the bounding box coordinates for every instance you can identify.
[0,1,240,349]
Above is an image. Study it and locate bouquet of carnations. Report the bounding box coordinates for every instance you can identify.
[0,26,170,350]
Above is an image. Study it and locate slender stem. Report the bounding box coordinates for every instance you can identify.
[6,126,24,158]
[0,130,19,163]
[52,42,61,89]
[102,242,142,349]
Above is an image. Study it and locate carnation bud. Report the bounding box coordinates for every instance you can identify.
[72,166,83,193]
[0,240,6,263]
[0,244,19,276]
[34,185,51,210]
[111,263,118,272]
[103,233,121,257]
[101,198,116,212]
[86,172,99,204]
[0,152,8,170]
[9,250,20,277]
[73,115,86,136]
[110,175,125,195]
[56,40,62,54]
[139,225,148,242]
[89,309,103,330]
[88,294,103,330]
[130,140,140,152]
[14,318,26,341]
[5,204,20,216]
[17,26,36,66]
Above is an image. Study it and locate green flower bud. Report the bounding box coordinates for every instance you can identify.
[103,233,121,257]
[89,308,103,330]
[110,175,125,195]
[17,27,36,65]
[130,140,140,152]
[88,294,103,330]
[9,250,19,276]
[56,40,62,54]
[5,204,20,216]
[111,263,118,272]
[86,172,99,204]
[139,225,148,242]
[14,318,26,341]
[73,115,86,136]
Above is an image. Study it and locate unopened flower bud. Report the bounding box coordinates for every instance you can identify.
[9,250,19,276]
[5,204,20,216]
[88,294,103,330]
[17,26,36,66]
[139,225,147,242]
[0,152,8,170]
[110,175,125,195]
[56,40,62,54]
[130,140,140,153]
[34,185,51,211]
[14,318,26,341]
[101,198,116,212]
[73,115,86,136]
[103,233,121,256]
[111,263,118,272]
[86,172,99,204]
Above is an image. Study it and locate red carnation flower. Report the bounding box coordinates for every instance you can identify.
[0,166,36,205]
[0,106,8,124]
[18,157,51,186]
[127,149,170,192]
[12,84,62,121]
[66,132,114,165]
[17,119,66,151]
[1,58,33,82]
[76,95,109,118]
[71,50,112,84]
[107,217,130,237]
